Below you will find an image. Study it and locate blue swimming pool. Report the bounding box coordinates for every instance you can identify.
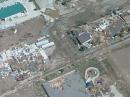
[0,2,25,19]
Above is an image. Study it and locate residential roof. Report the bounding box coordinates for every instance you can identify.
[108,19,124,37]
[42,70,90,97]
[76,32,91,44]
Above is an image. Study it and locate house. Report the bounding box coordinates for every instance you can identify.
[107,19,124,38]
[75,32,92,48]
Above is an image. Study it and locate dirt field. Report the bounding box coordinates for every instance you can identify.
[4,85,36,97]
[69,0,128,25]
[0,78,17,96]
[0,16,45,51]
[3,81,45,97]
[110,46,130,85]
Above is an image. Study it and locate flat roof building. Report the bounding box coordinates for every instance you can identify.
[0,2,25,19]
[0,0,42,29]
[42,70,90,97]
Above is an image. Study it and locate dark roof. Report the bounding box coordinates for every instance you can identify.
[109,19,124,37]
[42,71,90,97]
[76,32,91,44]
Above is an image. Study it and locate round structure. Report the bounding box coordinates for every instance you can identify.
[85,67,100,82]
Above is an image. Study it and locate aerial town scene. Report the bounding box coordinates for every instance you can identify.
[0,0,130,97]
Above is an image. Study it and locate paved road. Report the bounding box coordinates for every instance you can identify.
[1,4,130,97]
[1,35,130,97]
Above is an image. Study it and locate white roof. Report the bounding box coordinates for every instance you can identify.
[39,49,48,60]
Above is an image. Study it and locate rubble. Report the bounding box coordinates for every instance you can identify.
[0,36,55,80]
